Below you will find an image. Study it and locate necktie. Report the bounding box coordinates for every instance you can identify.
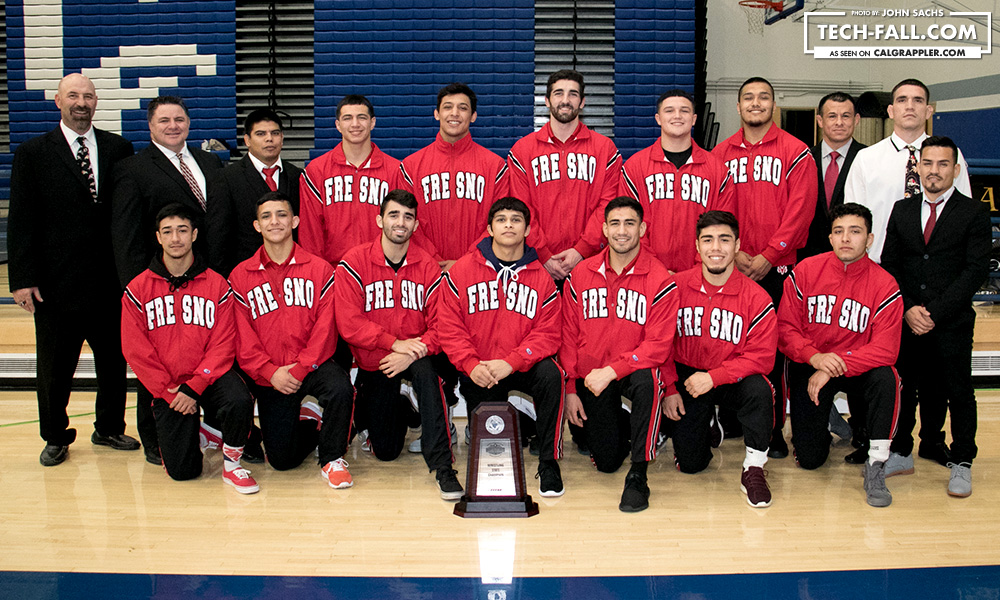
[904,146,920,198]
[77,137,98,202]
[176,153,206,210]
[262,166,279,192]
[824,150,839,208]
[923,199,941,245]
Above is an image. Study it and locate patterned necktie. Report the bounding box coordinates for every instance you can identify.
[824,150,839,208]
[77,136,98,202]
[262,166,279,192]
[176,152,206,210]
[924,198,942,245]
[904,146,920,198]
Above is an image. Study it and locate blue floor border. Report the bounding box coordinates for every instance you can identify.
[2,565,999,600]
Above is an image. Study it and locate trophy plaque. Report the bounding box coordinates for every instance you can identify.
[454,402,538,518]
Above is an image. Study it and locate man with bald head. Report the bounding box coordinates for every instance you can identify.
[9,73,138,466]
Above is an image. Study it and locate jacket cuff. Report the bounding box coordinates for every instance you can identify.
[504,351,527,373]
[707,367,729,387]
[377,332,397,351]
[259,362,280,385]
[289,363,314,382]
[178,383,202,401]
[762,247,783,266]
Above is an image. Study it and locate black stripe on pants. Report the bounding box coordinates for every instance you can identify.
[671,362,773,474]
[252,359,355,470]
[151,369,254,481]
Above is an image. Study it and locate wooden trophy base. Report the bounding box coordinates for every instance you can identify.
[454,497,539,519]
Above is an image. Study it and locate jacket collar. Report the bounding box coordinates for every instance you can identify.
[433,131,476,154]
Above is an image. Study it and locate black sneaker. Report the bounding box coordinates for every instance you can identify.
[619,471,650,513]
[436,467,464,501]
[528,435,540,456]
[536,460,564,497]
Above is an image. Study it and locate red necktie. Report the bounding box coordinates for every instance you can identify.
[176,153,206,210]
[923,199,941,245]
[824,150,839,208]
[262,166,279,192]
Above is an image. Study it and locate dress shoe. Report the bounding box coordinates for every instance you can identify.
[40,444,68,467]
[91,431,141,451]
[768,432,789,459]
[144,446,163,465]
[918,442,951,467]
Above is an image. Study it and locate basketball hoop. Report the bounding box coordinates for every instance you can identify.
[739,0,784,35]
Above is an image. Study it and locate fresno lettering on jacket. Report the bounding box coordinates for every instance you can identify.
[641,172,714,206]
[806,294,870,334]
[723,155,783,187]
[466,279,538,319]
[676,306,745,344]
[530,152,597,185]
[419,171,487,203]
[364,279,425,312]
[580,287,648,324]
[144,294,217,330]
[244,277,315,319]
[321,174,389,206]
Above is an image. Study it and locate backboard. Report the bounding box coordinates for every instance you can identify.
[764,0,805,25]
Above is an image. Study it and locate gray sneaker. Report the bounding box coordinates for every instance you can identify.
[884,452,914,477]
[863,460,892,507]
[829,407,852,440]
[947,462,972,497]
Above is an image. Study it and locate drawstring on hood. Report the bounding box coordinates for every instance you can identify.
[475,237,539,287]
[148,253,209,292]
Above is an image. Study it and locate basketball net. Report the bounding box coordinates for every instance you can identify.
[739,0,783,35]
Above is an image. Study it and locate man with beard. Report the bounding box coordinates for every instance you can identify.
[507,70,622,280]
[562,197,677,512]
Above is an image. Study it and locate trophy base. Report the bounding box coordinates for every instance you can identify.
[453,496,539,518]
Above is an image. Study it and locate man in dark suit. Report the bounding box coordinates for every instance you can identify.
[206,109,302,276]
[8,73,139,466]
[881,136,990,497]
[800,92,868,459]
[112,95,224,460]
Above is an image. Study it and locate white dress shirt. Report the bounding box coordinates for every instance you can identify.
[844,131,971,262]
[60,121,99,193]
[247,151,283,185]
[152,141,207,200]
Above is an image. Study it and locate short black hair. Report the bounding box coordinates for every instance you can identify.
[696,210,739,239]
[437,83,477,113]
[380,189,418,216]
[155,202,197,230]
[921,135,959,163]
[738,77,773,99]
[656,89,695,112]
[488,197,531,227]
[891,78,930,103]
[817,92,856,114]
[255,190,295,215]
[830,202,873,234]
[336,94,374,119]
[546,70,585,98]
[147,96,189,122]
[243,109,284,136]
[604,196,644,222]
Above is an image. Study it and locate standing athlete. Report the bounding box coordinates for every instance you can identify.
[663,211,778,508]
[335,189,463,500]
[229,191,356,489]
[507,69,622,279]
[122,203,258,493]
[562,197,677,512]
[712,77,817,458]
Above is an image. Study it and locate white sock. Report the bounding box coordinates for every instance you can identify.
[868,439,891,464]
[222,444,244,472]
[743,446,768,470]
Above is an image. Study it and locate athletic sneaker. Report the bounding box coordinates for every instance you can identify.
[884,452,914,477]
[199,423,222,451]
[768,432,789,459]
[436,467,464,501]
[358,429,371,453]
[321,458,353,489]
[618,471,650,513]
[740,466,771,508]
[408,422,458,453]
[223,466,260,494]
[863,460,892,507]
[828,407,853,440]
[536,460,565,497]
[300,401,323,431]
[947,462,972,498]
[709,406,724,449]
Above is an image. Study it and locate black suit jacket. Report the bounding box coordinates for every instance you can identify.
[205,154,302,276]
[881,191,991,327]
[8,127,135,309]
[799,139,866,261]
[111,143,223,288]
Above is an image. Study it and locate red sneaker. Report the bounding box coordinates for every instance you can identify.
[740,466,771,508]
[322,458,353,489]
[223,466,260,494]
[199,423,222,451]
